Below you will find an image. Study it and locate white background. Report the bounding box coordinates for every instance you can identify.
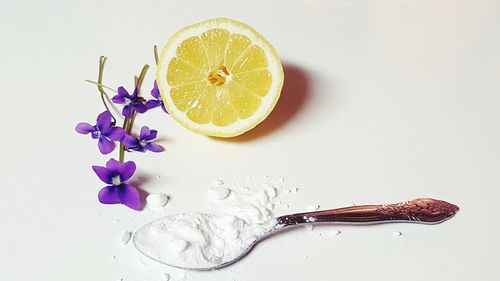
[1,0,499,280]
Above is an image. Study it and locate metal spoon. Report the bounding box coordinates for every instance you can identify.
[134,198,458,271]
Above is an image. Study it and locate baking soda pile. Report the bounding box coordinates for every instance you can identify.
[133,180,284,269]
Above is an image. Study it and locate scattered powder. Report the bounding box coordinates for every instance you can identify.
[121,231,132,245]
[134,183,281,270]
[214,179,224,186]
[146,193,169,208]
[263,185,277,198]
[208,186,231,200]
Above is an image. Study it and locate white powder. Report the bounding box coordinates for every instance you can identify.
[134,182,281,270]
[147,193,169,208]
[121,231,132,245]
[208,186,231,200]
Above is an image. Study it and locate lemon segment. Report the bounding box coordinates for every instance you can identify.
[166,58,204,86]
[170,82,207,111]
[227,82,261,119]
[157,18,284,137]
[232,70,272,97]
[201,29,230,69]
[185,87,213,124]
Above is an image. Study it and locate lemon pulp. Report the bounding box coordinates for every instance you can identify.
[157,18,283,137]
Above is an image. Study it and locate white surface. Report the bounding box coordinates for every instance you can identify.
[1,0,499,280]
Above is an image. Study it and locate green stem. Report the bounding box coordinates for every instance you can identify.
[119,118,127,163]
[84,80,118,93]
[117,64,149,163]
[135,64,149,94]
[95,56,117,125]
[154,45,159,65]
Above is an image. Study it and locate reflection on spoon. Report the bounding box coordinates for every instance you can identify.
[133,198,459,271]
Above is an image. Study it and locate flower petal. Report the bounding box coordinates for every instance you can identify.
[139,126,151,140]
[145,142,163,152]
[133,103,148,114]
[130,88,139,99]
[98,137,115,154]
[98,186,120,204]
[145,99,160,110]
[105,158,122,171]
[121,134,138,148]
[144,130,157,141]
[96,111,112,130]
[103,127,125,141]
[112,95,127,104]
[119,161,136,181]
[122,106,132,118]
[92,166,113,184]
[118,184,142,210]
[151,81,160,98]
[75,122,95,134]
[117,86,129,97]
[160,103,168,114]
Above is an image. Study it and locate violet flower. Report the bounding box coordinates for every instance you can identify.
[75,111,124,154]
[92,158,141,210]
[121,126,163,153]
[112,86,148,117]
[145,81,168,113]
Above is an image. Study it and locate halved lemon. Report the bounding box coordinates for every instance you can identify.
[156,18,284,137]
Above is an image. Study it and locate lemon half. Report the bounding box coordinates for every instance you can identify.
[157,18,284,137]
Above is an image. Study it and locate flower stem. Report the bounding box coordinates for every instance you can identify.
[135,64,149,95]
[94,56,117,125]
[154,45,159,65]
[84,80,118,93]
[118,64,149,163]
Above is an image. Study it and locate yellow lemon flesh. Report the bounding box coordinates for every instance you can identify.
[157,18,284,137]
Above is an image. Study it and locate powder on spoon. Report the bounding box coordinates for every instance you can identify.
[134,181,283,269]
[133,213,277,269]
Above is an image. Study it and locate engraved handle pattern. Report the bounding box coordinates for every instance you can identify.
[277,198,459,226]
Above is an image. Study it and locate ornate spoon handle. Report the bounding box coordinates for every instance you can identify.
[276,198,459,226]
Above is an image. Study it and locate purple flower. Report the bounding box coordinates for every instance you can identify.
[112,86,148,117]
[92,158,141,210]
[145,81,168,114]
[75,111,125,154]
[121,126,163,153]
